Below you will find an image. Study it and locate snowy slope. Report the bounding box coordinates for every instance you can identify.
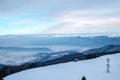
[4,53,120,80]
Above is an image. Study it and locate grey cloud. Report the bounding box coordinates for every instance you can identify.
[0,0,120,17]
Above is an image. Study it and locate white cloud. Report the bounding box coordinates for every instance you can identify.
[0,0,119,36]
[43,10,120,34]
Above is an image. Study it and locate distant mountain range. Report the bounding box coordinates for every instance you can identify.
[27,45,120,66]
[82,45,120,54]
[0,47,52,52]
[0,35,120,47]
[0,44,120,66]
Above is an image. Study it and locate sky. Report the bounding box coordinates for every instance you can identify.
[0,0,120,36]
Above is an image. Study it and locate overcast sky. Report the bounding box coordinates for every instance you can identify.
[0,0,120,36]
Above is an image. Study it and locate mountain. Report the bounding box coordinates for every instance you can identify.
[36,53,85,66]
[0,45,120,66]
[43,50,82,61]
[28,50,85,66]
[82,45,120,55]
[0,35,120,47]
[4,53,120,80]
[0,47,52,52]
[28,45,120,67]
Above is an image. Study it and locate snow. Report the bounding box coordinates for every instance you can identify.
[4,53,120,80]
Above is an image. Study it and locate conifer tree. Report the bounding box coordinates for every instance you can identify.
[0,71,2,78]
[81,76,86,80]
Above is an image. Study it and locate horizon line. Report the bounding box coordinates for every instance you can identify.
[0,32,120,37]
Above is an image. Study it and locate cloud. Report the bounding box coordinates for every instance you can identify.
[0,0,119,17]
[43,10,120,34]
[0,0,120,36]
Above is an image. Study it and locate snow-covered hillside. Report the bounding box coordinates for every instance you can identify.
[4,53,120,80]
